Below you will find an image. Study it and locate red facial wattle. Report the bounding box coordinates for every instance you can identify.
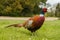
[43,8,47,13]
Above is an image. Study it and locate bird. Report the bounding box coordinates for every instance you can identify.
[5,7,47,33]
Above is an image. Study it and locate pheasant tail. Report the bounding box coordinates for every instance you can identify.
[5,23,23,28]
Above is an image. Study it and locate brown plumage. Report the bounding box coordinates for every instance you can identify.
[5,8,47,33]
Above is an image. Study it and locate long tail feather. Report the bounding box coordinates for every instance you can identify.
[5,23,23,28]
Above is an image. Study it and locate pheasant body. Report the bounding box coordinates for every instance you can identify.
[26,16,45,32]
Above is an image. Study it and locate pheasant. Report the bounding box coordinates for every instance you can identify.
[5,7,47,33]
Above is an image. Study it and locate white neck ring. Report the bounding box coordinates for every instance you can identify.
[40,14,44,17]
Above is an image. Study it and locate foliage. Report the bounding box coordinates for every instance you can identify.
[0,0,47,17]
[55,3,60,19]
[45,12,55,17]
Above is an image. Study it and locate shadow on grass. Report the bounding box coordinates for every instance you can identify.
[18,29,32,36]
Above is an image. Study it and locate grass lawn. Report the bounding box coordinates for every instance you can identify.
[0,19,60,40]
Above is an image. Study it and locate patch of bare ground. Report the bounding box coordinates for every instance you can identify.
[0,16,58,21]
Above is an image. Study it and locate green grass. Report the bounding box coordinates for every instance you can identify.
[0,19,60,40]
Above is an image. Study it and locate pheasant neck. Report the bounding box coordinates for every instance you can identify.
[40,12,45,17]
[40,14,44,17]
[40,11,45,17]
